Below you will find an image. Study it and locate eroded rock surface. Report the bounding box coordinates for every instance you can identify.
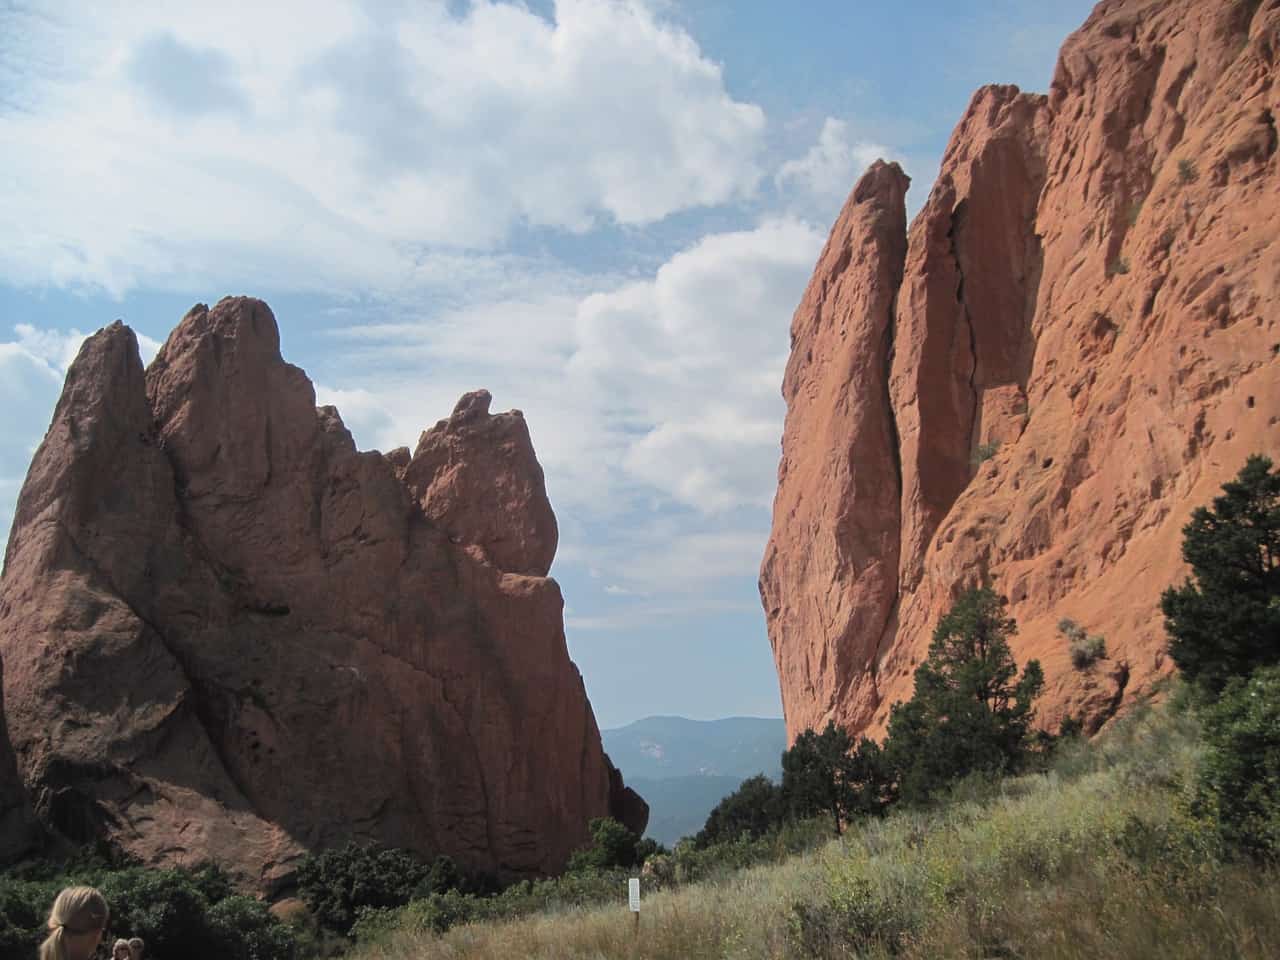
[0,298,644,887]
[764,0,1280,741]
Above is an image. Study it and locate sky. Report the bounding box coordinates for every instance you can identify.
[0,0,1097,729]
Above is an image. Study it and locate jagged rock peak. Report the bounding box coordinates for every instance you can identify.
[0,295,643,886]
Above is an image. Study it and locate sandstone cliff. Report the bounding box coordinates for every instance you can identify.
[763,0,1280,742]
[0,297,645,888]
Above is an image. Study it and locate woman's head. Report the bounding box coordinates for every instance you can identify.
[128,936,145,959]
[112,939,132,960]
[39,886,109,960]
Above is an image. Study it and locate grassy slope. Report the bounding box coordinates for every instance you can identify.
[349,702,1280,959]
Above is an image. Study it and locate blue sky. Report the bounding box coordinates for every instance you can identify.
[0,0,1095,728]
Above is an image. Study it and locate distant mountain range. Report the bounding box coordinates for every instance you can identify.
[602,716,786,846]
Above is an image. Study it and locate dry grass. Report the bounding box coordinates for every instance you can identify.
[345,704,1280,960]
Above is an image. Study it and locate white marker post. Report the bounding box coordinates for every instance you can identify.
[628,876,640,942]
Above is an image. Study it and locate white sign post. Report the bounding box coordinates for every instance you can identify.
[628,877,640,941]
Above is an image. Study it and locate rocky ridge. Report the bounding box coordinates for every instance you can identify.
[0,297,645,889]
[763,0,1280,741]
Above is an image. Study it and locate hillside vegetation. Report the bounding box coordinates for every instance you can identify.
[343,454,1279,959]
[347,699,1277,959]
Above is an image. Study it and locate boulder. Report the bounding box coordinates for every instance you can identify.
[0,297,645,890]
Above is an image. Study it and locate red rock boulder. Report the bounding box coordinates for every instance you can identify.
[0,298,644,889]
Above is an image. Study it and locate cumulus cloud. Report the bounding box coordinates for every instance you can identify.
[297,216,823,598]
[322,217,822,522]
[0,0,767,296]
[776,117,896,210]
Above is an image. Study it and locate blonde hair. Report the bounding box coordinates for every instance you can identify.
[39,886,109,960]
[128,937,145,954]
[113,940,132,958]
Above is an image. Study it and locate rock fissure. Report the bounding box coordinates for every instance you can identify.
[948,199,985,466]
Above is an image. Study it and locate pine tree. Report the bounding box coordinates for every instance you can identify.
[885,587,1043,805]
[1162,454,1280,694]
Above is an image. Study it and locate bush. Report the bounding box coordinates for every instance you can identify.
[696,774,784,847]
[207,895,300,960]
[1060,619,1107,669]
[972,441,999,465]
[790,874,915,958]
[1178,157,1198,182]
[0,861,297,960]
[1162,454,1280,695]
[565,817,644,873]
[1194,666,1280,858]
[295,841,433,937]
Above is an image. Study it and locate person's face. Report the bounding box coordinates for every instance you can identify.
[113,944,130,960]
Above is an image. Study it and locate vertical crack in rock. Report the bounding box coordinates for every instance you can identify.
[948,199,984,465]
[869,241,909,697]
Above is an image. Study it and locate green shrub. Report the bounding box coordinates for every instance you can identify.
[1162,454,1280,695]
[1060,619,1107,669]
[0,861,296,960]
[790,874,915,957]
[295,841,433,937]
[207,895,300,960]
[972,441,999,465]
[696,774,784,847]
[1178,158,1198,182]
[565,817,644,873]
[1109,255,1131,276]
[1194,666,1280,858]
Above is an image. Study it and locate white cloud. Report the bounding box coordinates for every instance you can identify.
[0,0,766,296]
[10,323,160,374]
[321,217,823,524]
[775,117,896,209]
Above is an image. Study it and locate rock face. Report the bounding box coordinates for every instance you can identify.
[0,297,645,888]
[0,657,37,862]
[763,0,1280,742]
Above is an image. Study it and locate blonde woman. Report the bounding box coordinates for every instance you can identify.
[112,940,132,960]
[128,937,146,959]
[38,886,109,960]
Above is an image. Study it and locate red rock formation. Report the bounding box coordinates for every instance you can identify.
[0,298,644,888]
[0,657,37,862]
[405,389,558,577]
[760,162,909,737]
[764,0,1280,742]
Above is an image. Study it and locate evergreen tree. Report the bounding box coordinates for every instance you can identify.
[885,587,1043,805]
[781,722,889,834]
[565,818,642,872]
[695,774,783,847]
[1162,454,1280,695]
